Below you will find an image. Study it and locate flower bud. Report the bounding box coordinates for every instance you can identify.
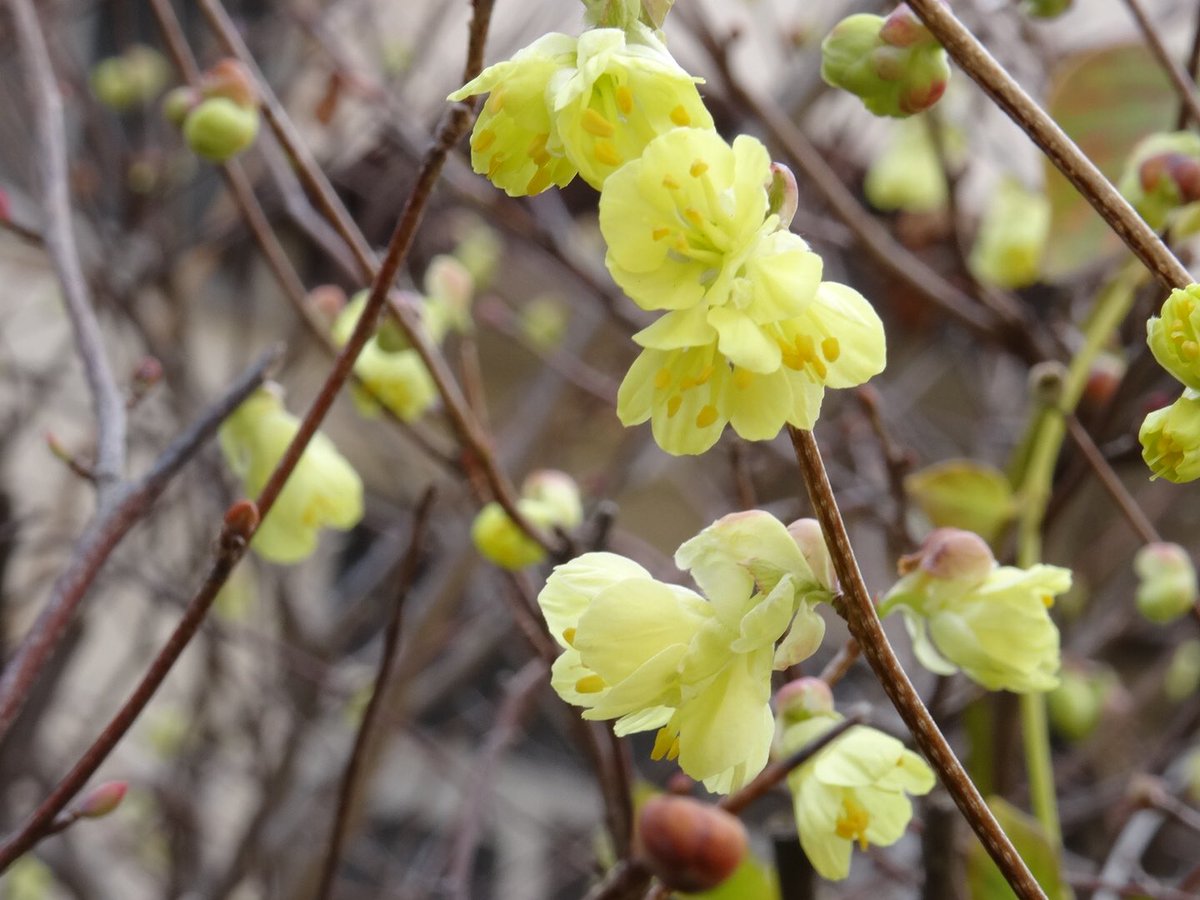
[865,116,950,214]
[968,179,1050,289]
[307,284,349,320]
[423,254,475,337]
[1028,360,1067,408]
[91,45,169,111]
[518,295,568,350]
[1165,639,1200,701]
[182,97,260,162]
[1046,667,1104,741]
[200,58,258,108]
[1148,284,1200,391]
[637,795,747,893]
[1140,390,1200,483]
[767,162,799,231]
[1134,542,1197,624]
[1119,131,1200,230]
[786,518,837,591]
[879,4,932,48]
[162,86,200,127]
[898,527,995,583]
[471,501,548,570]
[775,677,835,724]
[521,469,583,530]
[582,0,642,29]
[1022,0,1072,17]
[75,781,128,819]
[1082,352,1126,411]
[452,218,502,290]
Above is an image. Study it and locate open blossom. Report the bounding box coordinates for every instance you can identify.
[538,511,833,792]
[219,387,363,564]
[879,529,1071,692]
[1140,390,1200,483]
[448,25,711,195]
[1148,285,1200,392]
[778,706,935,880]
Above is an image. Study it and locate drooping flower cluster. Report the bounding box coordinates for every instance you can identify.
[450,5,887,455]
[1141,285,1200,482]
[537,511,836,792]
[774,678,935,881]
[879,528,1071,692]
[219,385,364,564]
[472,470,584,570]
[820,5,951,118]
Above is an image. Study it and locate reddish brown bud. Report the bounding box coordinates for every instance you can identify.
[879,5,929,47]
[899,527,995,582]
[638,796,747,893]
[201,59,258,108]
[666,772,695,795]
[1081,353,1125,411]
[76,781,127,819]
[308,284,348,319]
[132,356,164,390]
[1139,153,1200,202]
[223,499,260,538]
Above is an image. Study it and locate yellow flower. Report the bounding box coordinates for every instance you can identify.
[1140,390,1200,482]
[331,292,438,422]
[968,179,1049,289]
[449,25,711,195]
[219,387,364,564]
[1148,285,1200,391]
[539,511,830,792]
[472,470,583,570]
[780,712,935,881]
[617,281,885,455]
[879,529,1071,693]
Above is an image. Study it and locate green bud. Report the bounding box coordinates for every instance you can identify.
[583,0,642,29]
[90,45,169,111]
[1022,0,1072,17]
[162,86,200,127]
[1046,667,1104,741]
[471,500,549,569]
[774,677,835,724]
[1118,131,1200,231]
[182,98,260,162]
[865,116,950,213]
[904,459,1016,545]
[968,179,1050,289]
[1140,390,1200,483]
[1148,284,1200,391]
[518,295,568,350]
[1165,640,1200,701]
[1134,542,1197,624]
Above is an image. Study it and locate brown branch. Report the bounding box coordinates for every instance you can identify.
[904,0,1191,293]
[1065,416,1160,545]
[0,345,283,748]
[315,488,436,900]
[788,426,1046,900]
[1180,3,1200,128]
[1120,0,1200,131]
[8,0,126,501]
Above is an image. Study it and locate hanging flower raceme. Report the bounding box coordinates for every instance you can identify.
[775,679,935,881]
[448,23,711,196]
[601,128,886,454]
[878,528,1071,692]
[538,511,835,792]
[219,386,364,564]
[331,291,439,423]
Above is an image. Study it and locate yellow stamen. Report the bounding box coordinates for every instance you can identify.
[485,90,504,113]
[689,159,709,178]
[822,336,841,362]
[594,141,623,167]
[615,85,634,115]
[683,207,705,227]
[781,349,804,371]
[810,356,828,380]
[794,333,816,361]
[662,174,681,190]
[666,395,683,418]
[654,367,673,390]
[835,795,871,851]
[575,675,606,694]
[1183,340,1199,360]
[472,129,497,153]
[487,153,506,178]
[651,726,674,761]
[734,369,754,390]
[695,405,718,428]
[1042,594,1054,608]
[670,105,691,127]
[696,364,714,384]
[651,226,671,241]
[527,133,548,159]
[526,166,553,195]
[581,108,615,138]
[562,627,577,647]
[667,737,681,761]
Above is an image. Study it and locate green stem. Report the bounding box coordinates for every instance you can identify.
[1012,260,1145,847]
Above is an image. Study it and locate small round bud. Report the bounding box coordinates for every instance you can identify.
[775,677,835,724]
[1046,668,1103,741]
[132,356,163,391]
[471,501,547,570]
[1165,639,1200,701]
[1028,360,1067,408]
[1082,352,1125,410]
[521,469,583,530]
[637,795,747,893]
[1134,542,1198,624]
[162,86,200,127]
[200,58,258,108]
[899,527,995,583]
[307,284,349,320]
[183,98,260,162]
[76,781,128,819]
[223,499,260,539]
[518,295,568,350]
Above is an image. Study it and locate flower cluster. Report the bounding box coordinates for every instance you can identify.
[472,470,584,570]
[879,528,1071,692]
[219,386,364,564]
[450,6,886,455]
[775,679,935,881]
[537,511,835,792]
[1142,285,1200,482]
[820,5,951,118]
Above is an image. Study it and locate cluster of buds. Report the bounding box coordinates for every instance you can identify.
[472,470,583,570]
[164,59,261,162]
[821,4,951,118]
[1119,132,1200,232]
[90,45,170,112]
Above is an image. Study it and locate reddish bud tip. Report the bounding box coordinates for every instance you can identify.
[638,796,747,893]
[223,499,260,538]
[775,677,835,722]
[666,772,696,795]
[201,59,258,108]
[880,5,929,47]
[900,77,947,114]
[77,781,128,819]
[133,356,164,388]
[900,527,995,582]
[308,284,348,319]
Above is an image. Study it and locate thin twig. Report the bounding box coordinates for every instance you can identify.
[818,638,861,687]
[788,426,1046,900]
[1120,0,1200,131]
[0,345,283,747]
[1065,416,1160,545]
[315,488,436,900]
[1179,3,1200,128]
[8,0,126,502]
[904,0,1191,293]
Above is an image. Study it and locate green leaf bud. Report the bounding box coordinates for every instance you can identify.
[182,98,260,162]
[1134,542,1198,624]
